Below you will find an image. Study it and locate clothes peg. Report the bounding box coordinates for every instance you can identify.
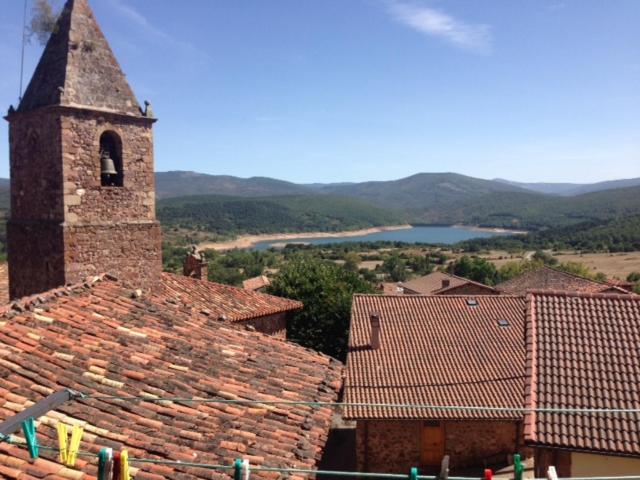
[547,466,558,480]
[21,418,39,459]
[120,450,130,480]
[409,467,418,480]
[514,453,524,480]
[112,451,121,480]
[484,469,493,480]
[437,455,449,480]
[234,458,242,480]
[98,448,114,480]
[241,459,250,480]
[57,423,84,467]
[67,425,83,467]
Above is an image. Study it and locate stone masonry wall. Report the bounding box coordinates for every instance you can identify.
[239,312,288,338]
[60,110,156,224]
[7,221,65,300]
[63,222,162,289]
[356,420,522,473]
[8,110,64,221]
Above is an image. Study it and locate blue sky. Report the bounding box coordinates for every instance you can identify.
[0,0,639,183]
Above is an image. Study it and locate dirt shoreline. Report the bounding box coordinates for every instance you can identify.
[198,225,413,251]
[452,224,529,235]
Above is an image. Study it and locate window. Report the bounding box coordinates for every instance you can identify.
[99,131,123,187]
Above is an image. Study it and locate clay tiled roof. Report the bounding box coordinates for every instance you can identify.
[242,276,271,292]
[159,273,301,322]
[524,291,640,456]
[377,283,405,295]
[344,294,526,420]
[400,272,467,295]
[17,0,142,116]
[400,272,497,296]
[0,275,342,479]
[496,266,629,295]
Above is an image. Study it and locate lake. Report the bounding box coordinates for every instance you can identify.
[251,225,517,251]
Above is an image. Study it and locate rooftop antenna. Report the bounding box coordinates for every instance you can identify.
[19,0,29,102]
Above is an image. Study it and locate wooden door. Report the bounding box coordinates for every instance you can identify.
[421,422,444,467]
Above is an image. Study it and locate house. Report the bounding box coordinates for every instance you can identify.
[243,275,271,292]
[3,0,302,337]
[524,291,640,477]
[496,266,629,295]
[343,294,527,473]
[400,272,499,296]
[0,274,342,479]
[377,282,405,295]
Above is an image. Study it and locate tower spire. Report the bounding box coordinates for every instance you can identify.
[19,0,141,116]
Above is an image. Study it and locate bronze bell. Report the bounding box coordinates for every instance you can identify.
[100,150,118,176]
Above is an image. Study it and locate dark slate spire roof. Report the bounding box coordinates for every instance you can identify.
[18,0,142,116]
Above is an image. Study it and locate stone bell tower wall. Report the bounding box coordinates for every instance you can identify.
[60,109,156,224]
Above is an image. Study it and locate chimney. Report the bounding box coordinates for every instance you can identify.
[183,246,208,280]
[370,312,381,350]
[442,279,451,289]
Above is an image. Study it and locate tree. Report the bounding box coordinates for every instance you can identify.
[267,254,374,361]
[532,250,558,266]
[627,272,640,283]
[343,252,361,273]
[381,254,408,282]
[448,255,499,285]
[29,0,59,45]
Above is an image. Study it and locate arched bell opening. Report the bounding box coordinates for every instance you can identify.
[99,131,123,187]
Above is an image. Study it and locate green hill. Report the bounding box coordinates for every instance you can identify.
[155,171,311,199]
[157,194,404,235]
[458,214,640,252]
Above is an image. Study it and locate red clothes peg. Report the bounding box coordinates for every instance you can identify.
[484,469,493,480]
[112,451,121,480]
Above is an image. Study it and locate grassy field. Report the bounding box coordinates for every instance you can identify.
[474,250,640,280]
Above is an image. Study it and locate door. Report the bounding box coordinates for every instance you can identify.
[421,422,445,467]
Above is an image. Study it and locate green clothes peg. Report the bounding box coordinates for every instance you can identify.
[234,458,242,480]
[98,448,113,480]
[409,467,418,480]
[21,418,38,459]
[514,453,524,480]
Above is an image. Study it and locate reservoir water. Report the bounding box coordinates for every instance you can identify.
[251,225,518,251]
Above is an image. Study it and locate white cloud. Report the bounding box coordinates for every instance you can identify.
[388,2,492,54]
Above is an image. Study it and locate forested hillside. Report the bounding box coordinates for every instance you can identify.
[157,194,403,235]
[458,215,640,252]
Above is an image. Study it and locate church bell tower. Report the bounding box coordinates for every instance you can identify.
[5,0,162,299]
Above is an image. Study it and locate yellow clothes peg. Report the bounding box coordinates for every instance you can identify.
[56,423,84,467]
[120,449,130,480]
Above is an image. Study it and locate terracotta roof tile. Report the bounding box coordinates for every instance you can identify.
[523,291,640,456]
[343,294,526,420]
[0,275,342,479]
[496,266,630,295]
[401,272,498,295]
[157,273,301,322]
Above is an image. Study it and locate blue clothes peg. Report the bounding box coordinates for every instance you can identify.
[21,418,39,459]
[409,467,418,480]
[234,459,242,480]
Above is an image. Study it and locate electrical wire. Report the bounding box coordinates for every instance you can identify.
[79,394,640,416]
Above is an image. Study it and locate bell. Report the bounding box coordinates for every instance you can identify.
[100,150,118,176]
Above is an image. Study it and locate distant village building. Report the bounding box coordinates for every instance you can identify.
[400,271,499,296]
[243,275,271,292]
[0,3,337,478]
[344,294,527,473]
[524,291,640,477]
[496,266,629,295]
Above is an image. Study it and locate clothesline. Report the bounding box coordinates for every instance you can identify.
[4,437,640,480]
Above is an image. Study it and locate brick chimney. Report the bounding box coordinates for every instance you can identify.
[370,312,381,350]
[183,246,208,280]
[442,279,451,289]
